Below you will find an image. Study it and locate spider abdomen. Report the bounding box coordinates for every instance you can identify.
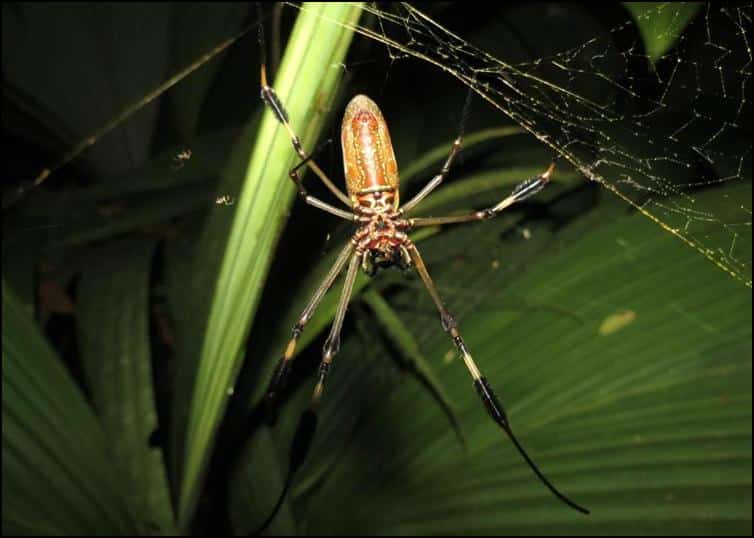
[341,95,399,208]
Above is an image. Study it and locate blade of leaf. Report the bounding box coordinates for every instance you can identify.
[174,3,364,528]
[228,428,297,536]
[76,238,175,534]
[1,248,39,313]
[69,127,241,201]
[2,182,217,252]
[362,289,467,450]
[2,284,135,535]
[56,183,216,249]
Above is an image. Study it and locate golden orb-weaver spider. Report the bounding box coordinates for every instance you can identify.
[254,52,589,533]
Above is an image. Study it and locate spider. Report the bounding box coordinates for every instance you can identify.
[255,60,589,529]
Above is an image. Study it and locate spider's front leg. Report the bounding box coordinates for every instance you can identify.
[407,243,589,514]
[406,160,556,227]
[259,64,356,223]
[401,86,475,214]
[400,136,463,214]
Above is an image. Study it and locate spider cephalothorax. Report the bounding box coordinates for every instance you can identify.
[353,209,412,275]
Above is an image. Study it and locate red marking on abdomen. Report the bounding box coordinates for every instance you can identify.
[354,112,386,190]
[341,95,399,199]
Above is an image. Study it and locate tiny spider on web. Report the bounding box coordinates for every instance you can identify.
[253,28,589,537]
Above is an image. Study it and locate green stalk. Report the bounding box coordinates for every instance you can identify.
[176,3,363,528]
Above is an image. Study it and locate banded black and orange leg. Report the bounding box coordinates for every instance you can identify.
[285,140,355,221]
[259,63,353,214]
[407,243,589,514]
[406,160,556,227]
[264,241,356,415]
[253,251,362,535]
[257,6,352,222]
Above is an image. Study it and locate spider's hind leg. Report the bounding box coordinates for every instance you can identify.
[262,242,355,419]
[311,252,360,406]
[254,252,361,535]
[407,242,590,515]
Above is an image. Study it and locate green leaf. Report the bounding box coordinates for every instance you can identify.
[228,428,297,536]
[67,127,240,201]
[2,126,241,257]
[170,3,365,528]
[3,182,218,253]
[362,289,466,449]
[54,183,215,249]
[624,2,703,62]
[76,238,175,534]
[2,284,135,535]
[1,248,38,314]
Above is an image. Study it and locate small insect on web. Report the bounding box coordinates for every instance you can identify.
[252,14,589,535]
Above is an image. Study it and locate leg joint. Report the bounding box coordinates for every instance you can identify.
[260,86,289,124]
[323,335,340,359]
[291,136,304,156]
[289,170,308,195]
[441,312,457,332]
[453,334,471,357]
[452,334,463,348]
[292,323,304,339]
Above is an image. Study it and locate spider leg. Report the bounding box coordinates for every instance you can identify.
[311,251,361,406]
[263,241,355,417]
[407,243,589,515]
[400,137,462,214]
[407,160,556,227]
[254,252,361,535]
[260,63,352,208]
[288,141,355,221]
[400,87,473,214]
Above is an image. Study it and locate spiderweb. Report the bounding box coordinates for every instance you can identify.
[303,1,752,287]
